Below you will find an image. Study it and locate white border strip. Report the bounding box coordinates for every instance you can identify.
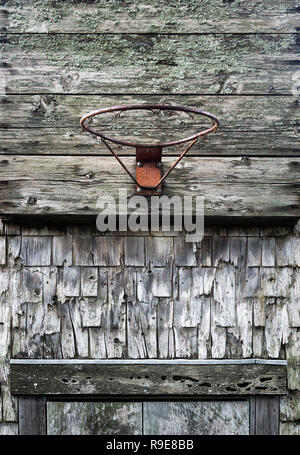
[10,359,287,366]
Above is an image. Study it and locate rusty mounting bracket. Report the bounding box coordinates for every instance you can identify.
[136,146,162,196]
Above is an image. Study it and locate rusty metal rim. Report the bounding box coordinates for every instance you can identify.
[80,104,220,148]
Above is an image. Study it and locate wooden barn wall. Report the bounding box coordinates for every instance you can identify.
[0,222,300,434]
[0,0,299,219]
[0,0,300,435]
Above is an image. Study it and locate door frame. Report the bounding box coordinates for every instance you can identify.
[11,359,286,435]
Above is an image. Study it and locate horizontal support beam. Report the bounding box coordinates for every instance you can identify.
[1,156,300,219]
[10,362,287,396]
[10,359,287,365]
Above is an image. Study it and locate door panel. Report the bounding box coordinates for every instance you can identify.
[47,400,249,435]
[47,402,142,435]
[143,401,249,435]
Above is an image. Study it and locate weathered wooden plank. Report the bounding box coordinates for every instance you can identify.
[145,237,172,266]
[0,423,18,435]
[264,298,290,358]
[67,298,89,358]
[143,401,249,435]
[124,237,145,266]
[2,95,299,156]
[127,301,157,359]
[19,236,51,266]
[102,268,127,358]
[261,268,293,297]
[198,237,212,266]
[276,236,300,266]
[261,238,276,266]
[280,422,300,435]
[213,237,229,266]
[2,156,300,220]
[247,238,262,266]
[18,397,47,435]
[79,297,102,328]
[73,234,122,266]
[174,238,197,266]
[197,296,211,360]
[1,0,298,33]
[2,96,299,158]
[0,236,5,265]
[10,363,287,395]
[157,298,174,359]
[52,233,72,266]
[213,264,236,327]
[280,392,300,421]
[253,396,280,435]
[2,34,298,94]
[286,330,300,390]
[61,266,80,298]
[21,225,65,235]
[47,401,142,435]
[3,127,298,157]
[81,267,98,297]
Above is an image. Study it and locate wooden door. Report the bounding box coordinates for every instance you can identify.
[46,400,250,435]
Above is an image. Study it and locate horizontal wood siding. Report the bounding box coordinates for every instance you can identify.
[1,0,299,33]
[1,156,300,219]
[2,95,299,157]
[2,33,298,95]
[0,2,299,220]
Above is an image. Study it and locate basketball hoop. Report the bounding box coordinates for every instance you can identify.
[80,104,220,195]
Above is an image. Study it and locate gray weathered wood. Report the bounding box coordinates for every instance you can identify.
[52,234,72,266]
[2,0,298,33]
[124,237,145,266]
[20,236,51,266]
[280,422,300,435]
[247,238,262,266]
[0,423,18,435]
[2,34,298,94]
[2,95,299,156]
[143,401,249,435]
[18,396,47,435]
[47,401,142,435]
[250,396,280,435]
[10,363,287,396]
[145,237,172,266]
[280,392,300,421]
[2,156,300,220]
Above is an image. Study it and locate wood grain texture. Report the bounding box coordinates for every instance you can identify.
[1,0,299,33]
[2,95,299,156]
[47,401,142,435]
[2,33,298,95]
[143,401,249,435]
[18,397,47,435]
[0,423,18,435]
[1,156,300,219]
[10,363,287,396]
[251,396,280,435]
